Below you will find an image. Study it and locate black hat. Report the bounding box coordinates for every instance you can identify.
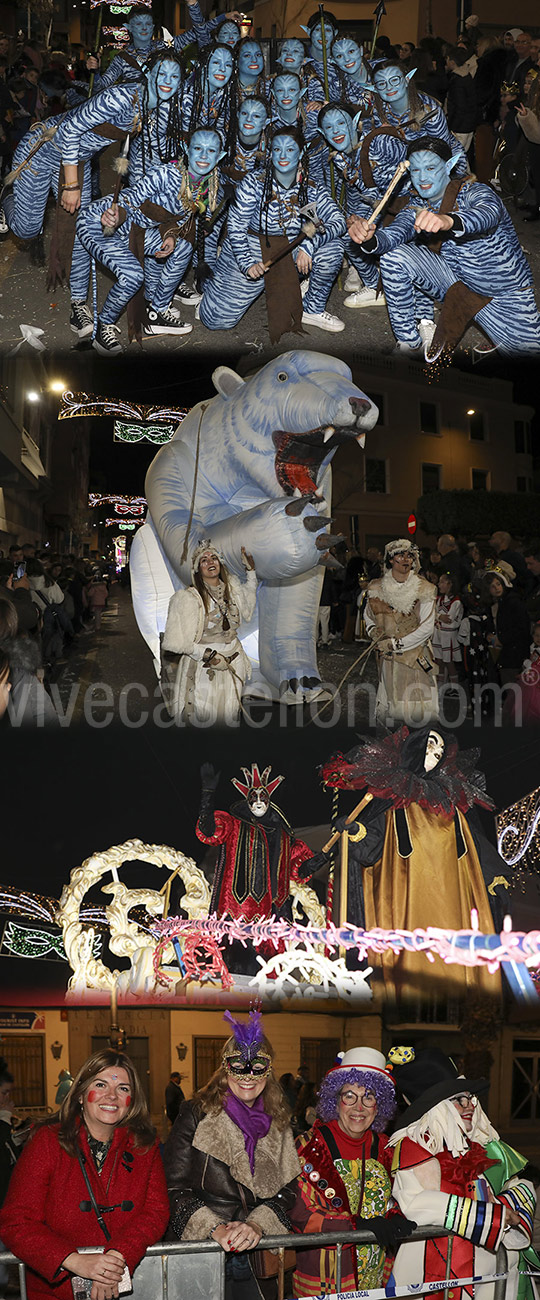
[387,1046,488,1130]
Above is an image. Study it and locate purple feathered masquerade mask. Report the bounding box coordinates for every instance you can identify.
[223,1009,272,1077]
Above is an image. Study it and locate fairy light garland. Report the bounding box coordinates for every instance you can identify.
[496,787,540,891]
[151,915,540,987]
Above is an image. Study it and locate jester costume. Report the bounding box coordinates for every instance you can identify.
[197,763,325,923]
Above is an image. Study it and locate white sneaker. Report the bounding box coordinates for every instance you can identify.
[418,318,436,347]
[344,287,385,308]
[0,207,8,236]
[344,266,361,291]
[302,310,345,333]
[393,338,423,355]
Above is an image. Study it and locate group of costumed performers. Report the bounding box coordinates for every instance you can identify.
[364,537,439,727]
[319,725,510,1001]
[2,8,539,354]
[187,727,509,998]
[160,540,257,726]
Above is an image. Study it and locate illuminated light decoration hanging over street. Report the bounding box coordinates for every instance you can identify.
[58,391,186,435]
[113,421,177,444]
[88,494,147,508]
[497,788,540,891]
[114,502,146,515]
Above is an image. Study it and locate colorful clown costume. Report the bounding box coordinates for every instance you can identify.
[199,173,346,330]
[292,1122,394,1296]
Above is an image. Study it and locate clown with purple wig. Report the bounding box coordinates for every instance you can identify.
[291,1047,416,1296]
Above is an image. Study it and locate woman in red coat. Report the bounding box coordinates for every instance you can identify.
[0,1049,169,1300]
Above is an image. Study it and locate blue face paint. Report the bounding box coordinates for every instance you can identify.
[320,106,355,152]
[188,129,223,176]
[272,73,303,111]
[217,20,241,47]
[373,64,409,112]
[271,133,301,185]
[128,12,154,48]
[238,98,268,143]
[149,58,182,102]
[238,40,264,82]
[277,38,305,72]
[206,45,234,90]
[332,37,363,77]
[309,20,336,58]
[409,150,452,202]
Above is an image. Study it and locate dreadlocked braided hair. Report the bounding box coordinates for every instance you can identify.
[260,124,309,249]
[235,36,267,104]
[181,126,223,290]
[316,101,359,213]
[371,58,424,126]
[138,48,184,174]
[187,41,237,162]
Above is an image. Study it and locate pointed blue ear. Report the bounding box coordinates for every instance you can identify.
[363,77,375,90]
[447,153,461,174]
[299,25,310,34]
[298,86,308,99]
[406,69,416,81]
[352,110,363,131]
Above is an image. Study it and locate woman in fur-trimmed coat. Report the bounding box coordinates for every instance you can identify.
[364,538,438,727]
[160,541,257,726]
[163,1026,300,1300]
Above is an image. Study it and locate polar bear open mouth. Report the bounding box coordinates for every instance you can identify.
[272,425,360,497]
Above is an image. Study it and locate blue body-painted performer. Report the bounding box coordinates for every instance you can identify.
[313,104,385,304]
[300,11,342,104]
[77,128,224,353]
[88,3,240,92]
[270,73,318,141]
[215,18,243,48]
[181,42,236,154]
[2,56,185,336]
[331,36,372,112]
[199,127,347,339]
[227,96,269,182]
[236,37,270,105]
[275,38,306,78]
[349,136,540,356]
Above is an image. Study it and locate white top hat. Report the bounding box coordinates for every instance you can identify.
[332,1047,391,1076]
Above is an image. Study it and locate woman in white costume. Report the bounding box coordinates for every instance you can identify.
[161,540,257,725]
[364,538,438,725]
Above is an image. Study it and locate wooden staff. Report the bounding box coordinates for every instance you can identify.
[322,791,373,853]
[88,4,104,98]
[368,159,410,223]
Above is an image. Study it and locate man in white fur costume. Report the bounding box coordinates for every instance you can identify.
[161,539,257,725]
[364,538,438,725]
[386,1046,537,1300]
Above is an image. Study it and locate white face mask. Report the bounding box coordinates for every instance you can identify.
[249,795,269,818]
[424,731,445,772]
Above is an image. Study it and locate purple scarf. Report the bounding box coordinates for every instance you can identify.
[224,1089,272,1172]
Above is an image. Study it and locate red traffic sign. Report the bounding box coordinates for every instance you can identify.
[407,514,417,535]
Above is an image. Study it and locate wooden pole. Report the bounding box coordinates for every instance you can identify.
[322,791,373,853]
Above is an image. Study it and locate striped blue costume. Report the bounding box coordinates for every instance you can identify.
[4,84,144,302]
[180,84,230,141]
[363,96,467,198]
[303,57,341,102]
[199,172,346,329]
[363,180,540,353]
[77,162,223,322]
[92,5,226,92]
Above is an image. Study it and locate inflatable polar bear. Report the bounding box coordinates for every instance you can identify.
[130,350,378,703]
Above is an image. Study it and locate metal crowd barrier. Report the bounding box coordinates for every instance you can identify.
[0,1225,508,1300]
